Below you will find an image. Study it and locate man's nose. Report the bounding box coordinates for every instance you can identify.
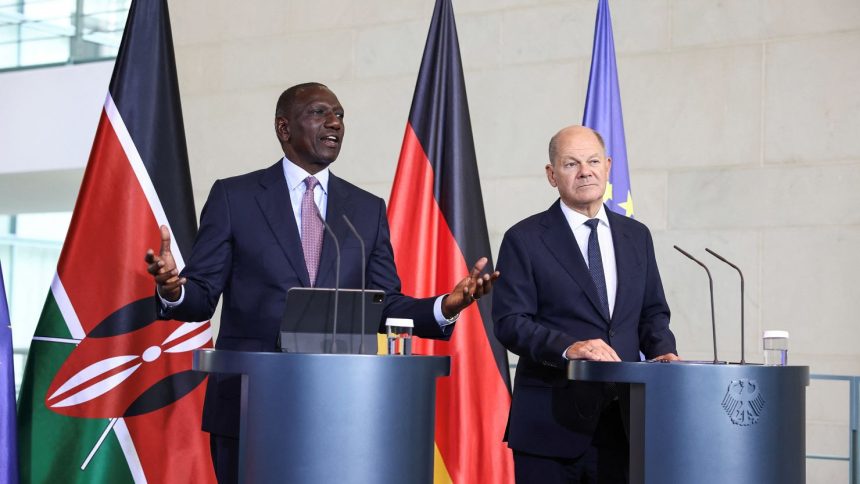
[325,112,342,129]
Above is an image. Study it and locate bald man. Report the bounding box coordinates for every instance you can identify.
[493,126,678,483]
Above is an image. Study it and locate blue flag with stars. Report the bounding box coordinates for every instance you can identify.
[0,261,19,484]
[583,0,634,218]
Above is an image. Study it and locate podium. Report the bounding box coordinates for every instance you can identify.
[193,349,450,484]
[568,361,809,484]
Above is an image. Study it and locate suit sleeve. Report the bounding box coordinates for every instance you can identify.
[159,180,232,323]
[493,228,575,368]
[637,227,677,359]
[366,199,447,339]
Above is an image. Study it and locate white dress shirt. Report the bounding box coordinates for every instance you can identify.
[558,201,618,318]
[283,156,328,236]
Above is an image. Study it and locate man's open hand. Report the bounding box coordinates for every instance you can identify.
[441,257,500,319]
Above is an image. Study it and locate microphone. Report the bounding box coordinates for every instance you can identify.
[705,248,746,364]
[341,214,367,354]
[673,245,720,364]
[318,212,341,354]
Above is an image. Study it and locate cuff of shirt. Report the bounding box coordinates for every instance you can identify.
[433,295,459,327]
[562,341,577,361]
[158,285,185,308]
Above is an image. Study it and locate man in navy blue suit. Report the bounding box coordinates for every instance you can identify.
[145,82,497,483]
[493,126,678,484]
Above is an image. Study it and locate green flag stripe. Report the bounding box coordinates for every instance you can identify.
[30,277,74,340]
[18,290,135,483]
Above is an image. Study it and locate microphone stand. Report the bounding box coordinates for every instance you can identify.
[342,214,366,354]
[674,245,720,364]
[705,248,746,364]
[318,213,340,354]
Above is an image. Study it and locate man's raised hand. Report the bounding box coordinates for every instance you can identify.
[441,257,501,319]
[144,225,185,302]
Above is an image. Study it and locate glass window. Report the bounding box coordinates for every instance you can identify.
[0,212,69,394]
[0,0,130,70]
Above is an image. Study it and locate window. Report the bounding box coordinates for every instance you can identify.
[0,0,130,70]
[0,212,70,393]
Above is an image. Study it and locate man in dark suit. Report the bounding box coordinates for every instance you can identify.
[145,82,497,483]
[492,125,678,484]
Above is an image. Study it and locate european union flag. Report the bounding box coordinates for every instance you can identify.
[0,261,19,483]
[583,0,634,218]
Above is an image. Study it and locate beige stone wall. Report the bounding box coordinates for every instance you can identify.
[169,1,860,479]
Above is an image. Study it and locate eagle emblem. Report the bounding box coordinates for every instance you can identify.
[721,379,765,426]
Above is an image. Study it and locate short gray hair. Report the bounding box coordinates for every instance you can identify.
[548,126,606,164]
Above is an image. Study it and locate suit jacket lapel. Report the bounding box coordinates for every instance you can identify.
[315,174,355,288]
[607,209,642,323]
[255,161,311,287]
[540,201,611,323]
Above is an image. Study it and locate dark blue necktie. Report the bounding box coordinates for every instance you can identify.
[584,218,609,318]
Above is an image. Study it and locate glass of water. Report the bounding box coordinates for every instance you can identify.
[762,330,789,366]
[385,318,414,355]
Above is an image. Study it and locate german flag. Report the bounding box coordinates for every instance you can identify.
[387,0,514,482]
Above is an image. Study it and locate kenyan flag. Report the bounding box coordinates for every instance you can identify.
[15,1,215,482]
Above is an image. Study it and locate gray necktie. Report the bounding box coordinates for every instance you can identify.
[301,176,323,286]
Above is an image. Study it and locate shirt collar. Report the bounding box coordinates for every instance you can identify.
[282,156,329,194]
[559,200,610,229]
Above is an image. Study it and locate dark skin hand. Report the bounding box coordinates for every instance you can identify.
[145,225,501,315]
[440,257,501,319]
[144,225,185,302]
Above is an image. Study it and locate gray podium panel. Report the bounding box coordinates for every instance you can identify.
[194,350,450,484]
[568,361,809,484]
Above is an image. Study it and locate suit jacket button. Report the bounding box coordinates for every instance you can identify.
[609,329,616,337]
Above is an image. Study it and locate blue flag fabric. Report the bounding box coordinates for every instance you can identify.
[583,0,634,218]
[0,262,19,484]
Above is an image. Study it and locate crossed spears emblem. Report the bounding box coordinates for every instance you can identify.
[39,296,211,470]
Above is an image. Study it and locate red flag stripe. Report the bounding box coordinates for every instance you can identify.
[58,108,159,331]
[389,124,513,483]
[104,95,187,270]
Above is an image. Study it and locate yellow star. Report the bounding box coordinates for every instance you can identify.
[618,190,634,217]
[603,181,613,202]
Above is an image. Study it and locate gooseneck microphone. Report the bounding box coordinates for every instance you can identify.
[705,248,746,364]
[674,245,719,364]
[341,214,367,354]
[318,212,341,354]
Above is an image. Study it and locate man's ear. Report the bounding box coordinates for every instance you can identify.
[545,163,558,187]
[275,116,290,142]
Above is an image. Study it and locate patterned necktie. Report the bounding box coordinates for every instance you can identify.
[584,218,609,318]
[301,176,323,286]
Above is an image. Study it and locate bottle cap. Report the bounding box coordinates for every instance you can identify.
[762,330,789,339]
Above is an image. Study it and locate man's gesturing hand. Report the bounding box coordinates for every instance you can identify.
[144,225,185,302]
[441,257,501,319]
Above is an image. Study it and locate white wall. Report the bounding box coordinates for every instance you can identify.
[0,61,111,213]
[0,61,112,174]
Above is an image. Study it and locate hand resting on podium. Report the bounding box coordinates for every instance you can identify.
[564,338,679,362]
